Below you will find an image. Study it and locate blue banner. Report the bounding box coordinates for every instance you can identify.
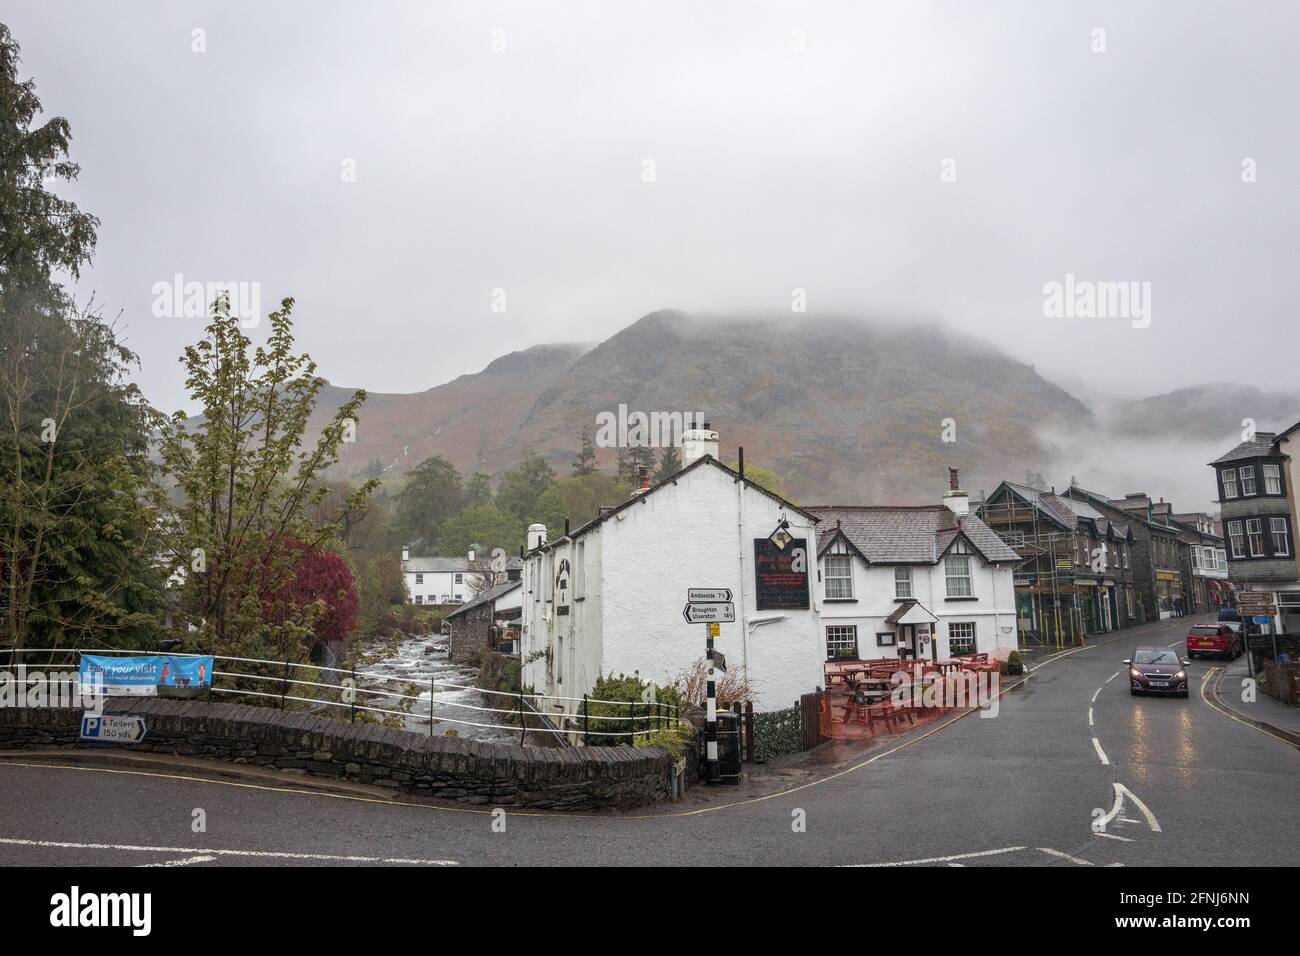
[79,654,214,697]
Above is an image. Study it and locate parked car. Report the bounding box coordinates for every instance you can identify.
[1124,647,1190,698]
[1185,623,1243,660]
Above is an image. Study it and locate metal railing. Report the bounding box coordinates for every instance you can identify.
[0,647,686,744]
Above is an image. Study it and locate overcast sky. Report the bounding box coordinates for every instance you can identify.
[9,0,1298,415]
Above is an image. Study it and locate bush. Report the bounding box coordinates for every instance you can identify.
[585,673,684,746]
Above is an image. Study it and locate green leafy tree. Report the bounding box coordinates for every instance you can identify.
[728,460,793,500]
[0,26,162,653]
[157,297,374,659]
[463,471,494,508]
[571,426,597,476]
[536,473,630,532]
[496,454,556,523]
[617,443,655,484]
[396,455,463,551]
[437,505,523,556]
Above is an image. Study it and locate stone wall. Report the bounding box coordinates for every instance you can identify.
[0,697,680,811]
[447,601,493,664]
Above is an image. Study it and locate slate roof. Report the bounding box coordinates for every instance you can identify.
[528,454,820,555]
[1210,432,1281,465]
[445,579,522,619]
[808,505,1020,565]
[403,555,523,574]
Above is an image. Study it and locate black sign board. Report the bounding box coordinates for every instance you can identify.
[753,537,810,610]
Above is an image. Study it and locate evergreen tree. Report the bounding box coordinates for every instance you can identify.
[654,445,681,482]
[0,25,163,653]
[572,426,597,476]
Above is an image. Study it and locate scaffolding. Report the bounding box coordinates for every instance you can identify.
[978,491,1087,650]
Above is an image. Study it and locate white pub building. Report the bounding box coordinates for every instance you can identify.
[519,426,824,718]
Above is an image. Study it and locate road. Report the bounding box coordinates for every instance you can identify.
[1,615,1296,866]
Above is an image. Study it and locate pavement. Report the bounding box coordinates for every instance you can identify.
[1210,653,1300,746]
[1,614,1297,867]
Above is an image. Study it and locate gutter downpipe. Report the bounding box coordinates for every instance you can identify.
[737,469,750,677]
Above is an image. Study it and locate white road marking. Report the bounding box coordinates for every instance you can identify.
[1091,687,1102,703]
[1105,670,1121,683]
[1038,847,1094,865]
[1091,737,1109,765]
[1088,707,1094,727]
[1115,783,1162,833]
[0,837,458,866]
[1093,832,1133,842]
[139,855,214,867]
[1093,783,1161,834]
[844,846,1026,867]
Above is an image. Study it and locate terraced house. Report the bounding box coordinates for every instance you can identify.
[1063,488,1189,623]
[978,480,1138,644]
[1210,427,1300,633]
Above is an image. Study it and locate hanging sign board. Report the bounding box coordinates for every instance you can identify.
[753,538,810,610]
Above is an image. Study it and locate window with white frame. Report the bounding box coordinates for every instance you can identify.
[1264,463,1282,495]
[1222,468,1238,499]
[894,566,913,599]
[1246,519,1265,557]
[1240,465,1257,496]
[414,594,423,605]
[826,625,859,660]
[824,554,854,599]
[948,622,977,655]
[1271,517,1290,556]
[945,555,973,598]
[415,572,424,584]
[1216,549,1227,571]
[1227,520,1244,558]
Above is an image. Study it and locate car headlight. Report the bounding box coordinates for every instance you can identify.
[1130,668,1142,679]
[1175,670,1186,680]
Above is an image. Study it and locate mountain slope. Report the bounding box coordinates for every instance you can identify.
[318,311,1096,504]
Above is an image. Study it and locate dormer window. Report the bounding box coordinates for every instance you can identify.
[824,554,853,599]
[1263,463,1282,495]
[1222,468,1238,499]
[1240,465,1257,496]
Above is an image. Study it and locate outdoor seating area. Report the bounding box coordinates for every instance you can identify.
[821,653,1001,740]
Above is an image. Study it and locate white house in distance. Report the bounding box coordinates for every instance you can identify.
[401,545,522,606]
[809,470,1022,663]
[519,426,825,719]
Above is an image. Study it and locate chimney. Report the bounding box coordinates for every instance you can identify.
[401,543,410,562]
[943,467,970,517]
[681,420,720,468]
[527,523,547,550]
[630,465,651,498]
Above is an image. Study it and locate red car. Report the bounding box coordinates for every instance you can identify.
[1185,623,1243,660]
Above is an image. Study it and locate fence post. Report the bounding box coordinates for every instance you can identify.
[350,662,357,724]
[280,660,289,709]
[429,677,435,737]
[582,694,589,745]
[519,691,526,746]
[745,700,754,762]
[628,701,635,746]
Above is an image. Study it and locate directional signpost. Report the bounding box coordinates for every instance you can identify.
[682,602,736,624]
[79,714,147,744]
[686,589,735,784]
